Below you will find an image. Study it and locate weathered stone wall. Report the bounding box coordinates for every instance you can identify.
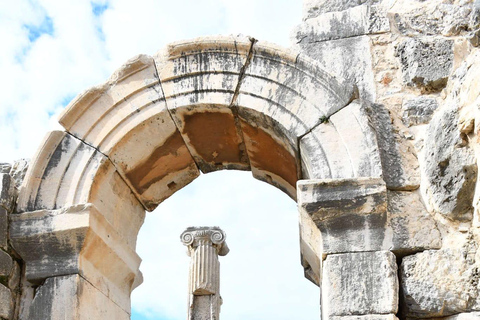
[293,0,480,318]
[2,1,480,319]
[0,160,28,320]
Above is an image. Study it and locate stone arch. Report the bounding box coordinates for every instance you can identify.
[11,36,384,319]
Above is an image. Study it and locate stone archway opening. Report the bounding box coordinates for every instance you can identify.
[10,36,388,319]
[131,170,319,320]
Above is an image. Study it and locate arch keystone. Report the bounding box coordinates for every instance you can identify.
[153,35,253,173]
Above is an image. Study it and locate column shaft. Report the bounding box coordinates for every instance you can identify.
[181,227,229,320]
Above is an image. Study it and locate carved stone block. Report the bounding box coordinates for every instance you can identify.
[28,274,129,320]
[298,177,387,256]
[322,251,398,317]
[0,283,13,319]
[0,207,7,250]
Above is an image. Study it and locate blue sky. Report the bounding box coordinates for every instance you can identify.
[0,1,320,319]
[132,310,153,320]
[132,170,319,320]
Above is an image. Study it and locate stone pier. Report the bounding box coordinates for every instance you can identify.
[181,227,229,320]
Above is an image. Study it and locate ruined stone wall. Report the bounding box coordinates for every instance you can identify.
[2,1,480,319]
[293,0,480,318]
[0,161,28,320]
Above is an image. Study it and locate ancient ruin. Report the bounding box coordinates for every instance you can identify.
[1,0,480,319]
[181,227,229,319]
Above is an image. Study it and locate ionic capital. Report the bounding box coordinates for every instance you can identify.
[180,227,229,256]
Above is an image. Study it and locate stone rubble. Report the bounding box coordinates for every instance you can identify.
[293,0,480,317]
[400,248,480,318]
[401,96,439,127]
[395,38,454,91]
[365,103,421,190]
[387,191,442,255]
[422,105,477,221]
[0,161,27,320]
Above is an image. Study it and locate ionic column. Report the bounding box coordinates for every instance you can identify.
[180,227,229,320]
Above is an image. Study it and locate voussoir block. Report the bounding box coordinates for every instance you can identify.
[15,131,145,248]
[59,54,200,211]
[300,100,382,180]
[236,41,356,199]
[154,36,252,173]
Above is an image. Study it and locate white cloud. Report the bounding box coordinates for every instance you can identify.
[1,1,318,319]
[218,0,302,46]
[0,0,111,162]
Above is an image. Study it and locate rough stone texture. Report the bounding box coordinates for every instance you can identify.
[0,249,13,279]
[395,38,454,91]
[8,260,20,292]
[366,103,420,190]
[331,315,399,320]
[369,33,406,126]
[0,207,7,250]
[472,0,480,28]
[443,49,480,112]
[0,283,13,319]
[0,164,11,174]
[9,159,29,192]
[468,29,480,47]
[400,249,480,318]
[422,105,477,220]
[0,174,13,212]
[302,0,381,20]
[387,191,442,255]
[0,162,17,319]
[402,96,439,127]
[294,4,389,44]
[388,0,473,37]
[428,312,480,320]
[322,251,398,317]
[294,36,376,101]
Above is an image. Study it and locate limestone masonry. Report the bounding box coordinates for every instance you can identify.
[1,0,480,319]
